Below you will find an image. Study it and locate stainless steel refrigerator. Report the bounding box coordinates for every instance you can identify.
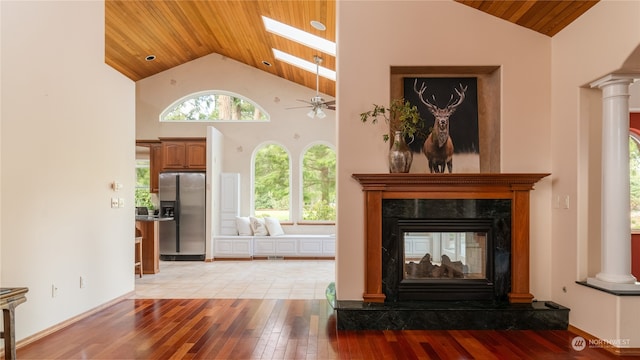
[159,172,206,261]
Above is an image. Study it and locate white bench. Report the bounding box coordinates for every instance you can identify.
[213,234,335,259]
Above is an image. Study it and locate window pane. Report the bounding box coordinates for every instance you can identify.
[135,160,153,209]
[161,92,269,121]
[254,144,290,221]
[302,144,336,221]
[631,136,640,230]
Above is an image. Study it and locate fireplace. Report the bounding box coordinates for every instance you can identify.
[352,173,549,304]
[336,173,569,331]
[383,201,510,302]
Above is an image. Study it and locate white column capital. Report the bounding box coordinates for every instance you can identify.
[590,74,635,89]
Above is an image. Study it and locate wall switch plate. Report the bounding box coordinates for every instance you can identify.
[118,198,125,208]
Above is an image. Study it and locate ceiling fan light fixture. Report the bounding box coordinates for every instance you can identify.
[316,108,326,119]
[307,109,316,119]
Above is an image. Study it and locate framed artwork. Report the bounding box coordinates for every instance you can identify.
[402,77,480,173]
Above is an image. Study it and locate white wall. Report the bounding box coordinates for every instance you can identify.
[136,53,336,234]
[336,0,552,301]
[0,1,135,342]
[551,0,640,346]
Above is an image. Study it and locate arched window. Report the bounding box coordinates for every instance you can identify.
[301,143,336,222]
[160,90,269,122]
[630,132,640,230]
[252,143,291,221]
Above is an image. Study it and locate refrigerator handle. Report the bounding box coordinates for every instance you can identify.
[175,175,180,253]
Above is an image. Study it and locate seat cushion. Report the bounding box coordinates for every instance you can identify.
[249,216,269,236]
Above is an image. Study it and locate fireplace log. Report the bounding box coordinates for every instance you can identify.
[441,255,464,278]
[405,253,465,279]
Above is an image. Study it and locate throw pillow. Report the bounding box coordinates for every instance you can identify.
[236,216,253,236]
[264,217,285,236]
[249,216,269,236]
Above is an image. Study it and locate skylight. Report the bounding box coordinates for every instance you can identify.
[272,49,336,81]
[262,16,336,56]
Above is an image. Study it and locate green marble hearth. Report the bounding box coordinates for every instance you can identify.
[335,300,569,330]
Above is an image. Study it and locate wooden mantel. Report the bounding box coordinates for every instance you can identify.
[352,173,550,304]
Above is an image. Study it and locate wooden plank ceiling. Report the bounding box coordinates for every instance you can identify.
[105,0,598,98]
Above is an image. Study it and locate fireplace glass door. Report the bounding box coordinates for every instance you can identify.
[404,231,487,280]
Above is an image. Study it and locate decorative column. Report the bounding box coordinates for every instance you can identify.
[589,75,638,288]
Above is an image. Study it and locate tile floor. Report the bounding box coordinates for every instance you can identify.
[132,259,335,299]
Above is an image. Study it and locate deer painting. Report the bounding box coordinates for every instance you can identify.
[413,79,468,173]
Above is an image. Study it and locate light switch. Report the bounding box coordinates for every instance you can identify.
[118,198,125,208]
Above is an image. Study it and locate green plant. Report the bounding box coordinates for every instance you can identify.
[360,98,423,143]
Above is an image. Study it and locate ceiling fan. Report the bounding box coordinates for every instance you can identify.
[288,55,335,119]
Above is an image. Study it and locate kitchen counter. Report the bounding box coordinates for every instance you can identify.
[135,217,173,275]
[135,215,174,222]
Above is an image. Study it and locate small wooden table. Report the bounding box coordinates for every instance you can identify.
[1,287,28,360]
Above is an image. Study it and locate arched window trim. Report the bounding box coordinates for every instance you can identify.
[630,130,640,232]
[298,141,336,224]
[159,90,270,122]
[251,141,292,222]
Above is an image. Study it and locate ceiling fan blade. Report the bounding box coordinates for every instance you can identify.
[290,55,337,115]
[286,105,313,109]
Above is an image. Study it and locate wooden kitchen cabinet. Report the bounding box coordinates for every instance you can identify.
[161,138,206,170]
[150,142,162,193]
[185,141,207,168]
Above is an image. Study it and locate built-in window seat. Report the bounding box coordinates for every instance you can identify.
[213,234,335,259]
[213,216,335,259]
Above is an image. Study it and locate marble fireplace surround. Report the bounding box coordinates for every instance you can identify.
[352,173,550,304]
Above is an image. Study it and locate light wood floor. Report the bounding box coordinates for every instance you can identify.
[133,260,334,300]
[16,298,627,359]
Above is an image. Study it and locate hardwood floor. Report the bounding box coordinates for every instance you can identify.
[16,298,626,359]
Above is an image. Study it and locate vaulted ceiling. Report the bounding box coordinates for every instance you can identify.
[105,0,599,98]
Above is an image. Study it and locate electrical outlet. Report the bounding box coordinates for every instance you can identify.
[52,284,58,298]
[111,197,119,208]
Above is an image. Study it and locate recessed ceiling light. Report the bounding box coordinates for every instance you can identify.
[310,20,326,31]
[262,60,272,67]
[145,55,156,61]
